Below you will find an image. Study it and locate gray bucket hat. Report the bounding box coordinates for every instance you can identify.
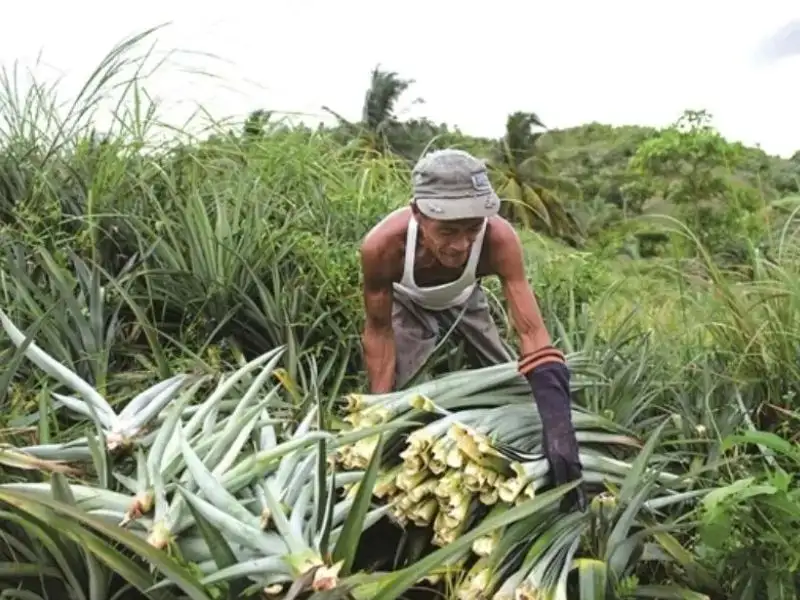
[412,149,501,220]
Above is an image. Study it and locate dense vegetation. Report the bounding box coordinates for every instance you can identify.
[1,28,800,600]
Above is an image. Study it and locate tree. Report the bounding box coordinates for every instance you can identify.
[627,109,761,256]
[488,112,583,244]
[629,110,738,205]
[323,66,422,156]
[242,110,273,138]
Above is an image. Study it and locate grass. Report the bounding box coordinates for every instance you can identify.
[0,26,800,600]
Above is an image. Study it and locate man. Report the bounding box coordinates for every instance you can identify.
[359,148,587,513]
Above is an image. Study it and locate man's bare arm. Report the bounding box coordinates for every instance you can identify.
[360,240,396,394]
[490,219,587,512]
[491,220,553,356]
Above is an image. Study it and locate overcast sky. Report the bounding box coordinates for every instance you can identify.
[1,0,798,157]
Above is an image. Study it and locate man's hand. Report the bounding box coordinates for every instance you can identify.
[520,346,588,513]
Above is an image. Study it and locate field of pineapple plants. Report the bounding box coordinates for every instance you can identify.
[1,30,800,600]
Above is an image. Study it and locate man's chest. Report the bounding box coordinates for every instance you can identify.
[393,244,494,286]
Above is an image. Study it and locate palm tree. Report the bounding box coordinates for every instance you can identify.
[323,66,421,155]
[489,112,584,244]
[242,109,273,138]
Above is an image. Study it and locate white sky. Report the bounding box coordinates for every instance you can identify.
[1,0,799,157]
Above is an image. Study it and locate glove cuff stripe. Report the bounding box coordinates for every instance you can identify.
[518,346,565,376]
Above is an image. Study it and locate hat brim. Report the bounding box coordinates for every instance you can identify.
[416,193,501,221]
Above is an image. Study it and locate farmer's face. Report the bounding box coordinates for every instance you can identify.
[416,212,485,268]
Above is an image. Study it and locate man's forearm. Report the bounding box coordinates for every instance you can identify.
[362,326,396,394]
[519,326,553,357]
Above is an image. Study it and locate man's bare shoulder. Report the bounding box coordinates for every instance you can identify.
[482,215,525,276]
[362,206,411,251]
[485,215,523,252]
[360,206,410,284]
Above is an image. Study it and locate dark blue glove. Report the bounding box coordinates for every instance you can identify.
[520,346,587,513]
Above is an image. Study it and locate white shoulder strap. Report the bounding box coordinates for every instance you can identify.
[401,216,418,285]
[463,219,487,275]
